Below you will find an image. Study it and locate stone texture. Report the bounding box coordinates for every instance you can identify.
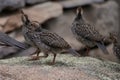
[0,16,9,26]
[84,0,119,36]
[15,47,36,57]
[0,0,25,12]
[25,0,48,5]
[57,0,104,8]
[89,44,119,62]
[22,2,63,23]
[2,2,63,33]
[0,47,18,59]
[0,55,120,80]
[115,0,120,41]
[3,13,22,33]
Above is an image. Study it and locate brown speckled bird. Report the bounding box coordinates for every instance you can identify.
[21,10,80,64]
[71,7,109,55]
[109,32,120,61]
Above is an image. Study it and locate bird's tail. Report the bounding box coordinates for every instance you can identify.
[68,48,81,57]
[115,51,120,62]
[113,44,120,62]
[96,42,109,54]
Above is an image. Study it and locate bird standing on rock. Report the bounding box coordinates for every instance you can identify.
[21,10,80,64]
[109,32,120,62]
[71,7,109,55]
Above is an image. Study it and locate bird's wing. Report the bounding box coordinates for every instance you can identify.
[74,23,103,41]
[27,31,70,49]
[26,31,50,50]
[39,31,70,49]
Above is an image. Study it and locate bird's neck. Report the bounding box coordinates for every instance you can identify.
[22,24,32,32]
[75,13,84,23]
[35,27,43,32]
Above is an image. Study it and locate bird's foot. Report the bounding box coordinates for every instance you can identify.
[84,47,90,56]
[28,56,40,61]
[47,62,55,65]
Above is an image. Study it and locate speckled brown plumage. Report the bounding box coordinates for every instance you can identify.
[71,7,109,55]
[110,32,120,61]
[21,10,80,64]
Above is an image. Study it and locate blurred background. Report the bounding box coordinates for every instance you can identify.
[0,0,119,63]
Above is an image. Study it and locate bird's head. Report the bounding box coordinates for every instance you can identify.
[20,10,41,31]
[109,32,118,43]
[30,21,42,31]
[76,7,83,15]
[75,7,84,20]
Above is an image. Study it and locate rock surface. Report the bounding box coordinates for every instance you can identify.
[0,0,25,12]
[25,0,48,5]
[2,2,63,33]
[0,47,18,59]
[22,2,63,23]
[89,44,119,62]
[115,0,120,41]
[57,0,104,8]
[2,13,22,33]
[0,55,120,80]
[85,0,119,36]
[0,16,9,26]
[0,0,106,12]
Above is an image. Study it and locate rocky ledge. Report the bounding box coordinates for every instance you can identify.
[0,54,120,80]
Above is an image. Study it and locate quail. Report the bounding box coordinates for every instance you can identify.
[109,32,120,61]
[71,7,109,55]
[21,10,80,64]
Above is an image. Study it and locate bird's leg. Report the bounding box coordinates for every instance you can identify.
[28,49,40,60]
[49,54,57,65]
[38,53,49,58]
[30,51,49,61]
[36,50,40,57]
[43,53,48,58]
[85,46,90,56]
[52,54,57,64]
